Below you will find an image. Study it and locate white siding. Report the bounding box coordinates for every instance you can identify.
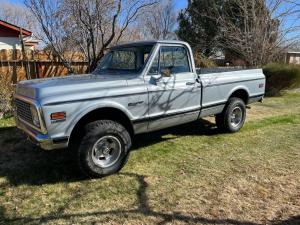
[0,37,21,50]
[288,54,300,65]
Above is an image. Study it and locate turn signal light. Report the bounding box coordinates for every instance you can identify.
[51,112,66,121]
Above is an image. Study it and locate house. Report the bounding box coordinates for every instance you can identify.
[0,20,39,50]
[23,36,40,50]
[284,50,300,65]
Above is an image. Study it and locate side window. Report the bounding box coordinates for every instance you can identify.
[148,51,159,74]
[160,46,191,74]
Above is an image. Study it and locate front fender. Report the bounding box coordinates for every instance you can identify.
[65,101,134,137]
[42,100,134,139]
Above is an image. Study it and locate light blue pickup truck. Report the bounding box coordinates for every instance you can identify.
[14,40,265,177]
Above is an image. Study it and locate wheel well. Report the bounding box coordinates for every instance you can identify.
[229,89,249,104]
[69,107,134,147]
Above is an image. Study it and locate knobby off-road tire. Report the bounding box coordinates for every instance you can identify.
[77,120,131,178]
[215,97,246,133]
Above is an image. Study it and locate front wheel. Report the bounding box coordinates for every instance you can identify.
[216,97,246,133]
[77,120,131,178]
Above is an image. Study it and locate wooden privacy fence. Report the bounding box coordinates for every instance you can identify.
[0,49,89,83]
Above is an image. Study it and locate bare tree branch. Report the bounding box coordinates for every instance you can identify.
[25,0,157,73]
[139,0,177,40]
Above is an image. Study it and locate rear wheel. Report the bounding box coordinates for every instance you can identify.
[77,120,131,178]
[216,97,246,133]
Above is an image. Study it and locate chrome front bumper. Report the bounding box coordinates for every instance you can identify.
[15,117,68,150]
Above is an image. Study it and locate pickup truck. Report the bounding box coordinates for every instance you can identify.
[14,40,265,177]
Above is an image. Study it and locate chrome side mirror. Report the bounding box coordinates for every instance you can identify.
[150,68,172,83]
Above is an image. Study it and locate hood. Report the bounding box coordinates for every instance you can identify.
[16,73,130,103]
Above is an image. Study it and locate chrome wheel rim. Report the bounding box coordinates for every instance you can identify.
[230,106,243,127]
[91,135,122,168]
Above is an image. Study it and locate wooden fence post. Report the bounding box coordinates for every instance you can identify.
[12,49,17,84]
[0,50,4,76]
[19,28,31,80]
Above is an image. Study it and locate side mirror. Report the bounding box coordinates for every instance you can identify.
[150,68,172,83]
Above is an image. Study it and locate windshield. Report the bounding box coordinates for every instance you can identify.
[93,45,154,75]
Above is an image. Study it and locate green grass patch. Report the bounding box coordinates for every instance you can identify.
[0,92,300,224]
[0,116,15,128]
[244,113,300,130]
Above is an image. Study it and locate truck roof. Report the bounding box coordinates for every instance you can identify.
[111,40,189,49]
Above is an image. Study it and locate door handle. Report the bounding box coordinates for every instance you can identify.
[186,82,195,86]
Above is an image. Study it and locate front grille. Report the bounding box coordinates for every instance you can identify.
[15,99,34,125]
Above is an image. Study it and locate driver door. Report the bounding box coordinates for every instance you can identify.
[144,45,201,131]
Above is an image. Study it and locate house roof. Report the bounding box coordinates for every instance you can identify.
[285,46,300,54]
[287,51,300,54]
[24,36,40,43]
[0,19,32,37]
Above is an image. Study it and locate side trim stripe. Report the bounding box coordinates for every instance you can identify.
[201,101,227,109]
[133,101,227,124]
[44,92,148,106]
[133,107,201,124]
[204,78,265,87]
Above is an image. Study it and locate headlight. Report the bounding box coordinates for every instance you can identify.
[30,105,40,127]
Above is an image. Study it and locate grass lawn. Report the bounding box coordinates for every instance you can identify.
[0,92,300,225]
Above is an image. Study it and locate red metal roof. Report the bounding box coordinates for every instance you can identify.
[0,20,32,37]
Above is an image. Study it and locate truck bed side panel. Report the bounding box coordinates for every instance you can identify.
[200,69,265,117]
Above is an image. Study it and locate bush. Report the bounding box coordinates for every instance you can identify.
[263,64,300,96]
[0,73,14,118]
[193,53,217,68]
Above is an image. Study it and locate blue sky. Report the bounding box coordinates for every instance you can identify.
[5,0,22,3]
[174,0,188,11]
